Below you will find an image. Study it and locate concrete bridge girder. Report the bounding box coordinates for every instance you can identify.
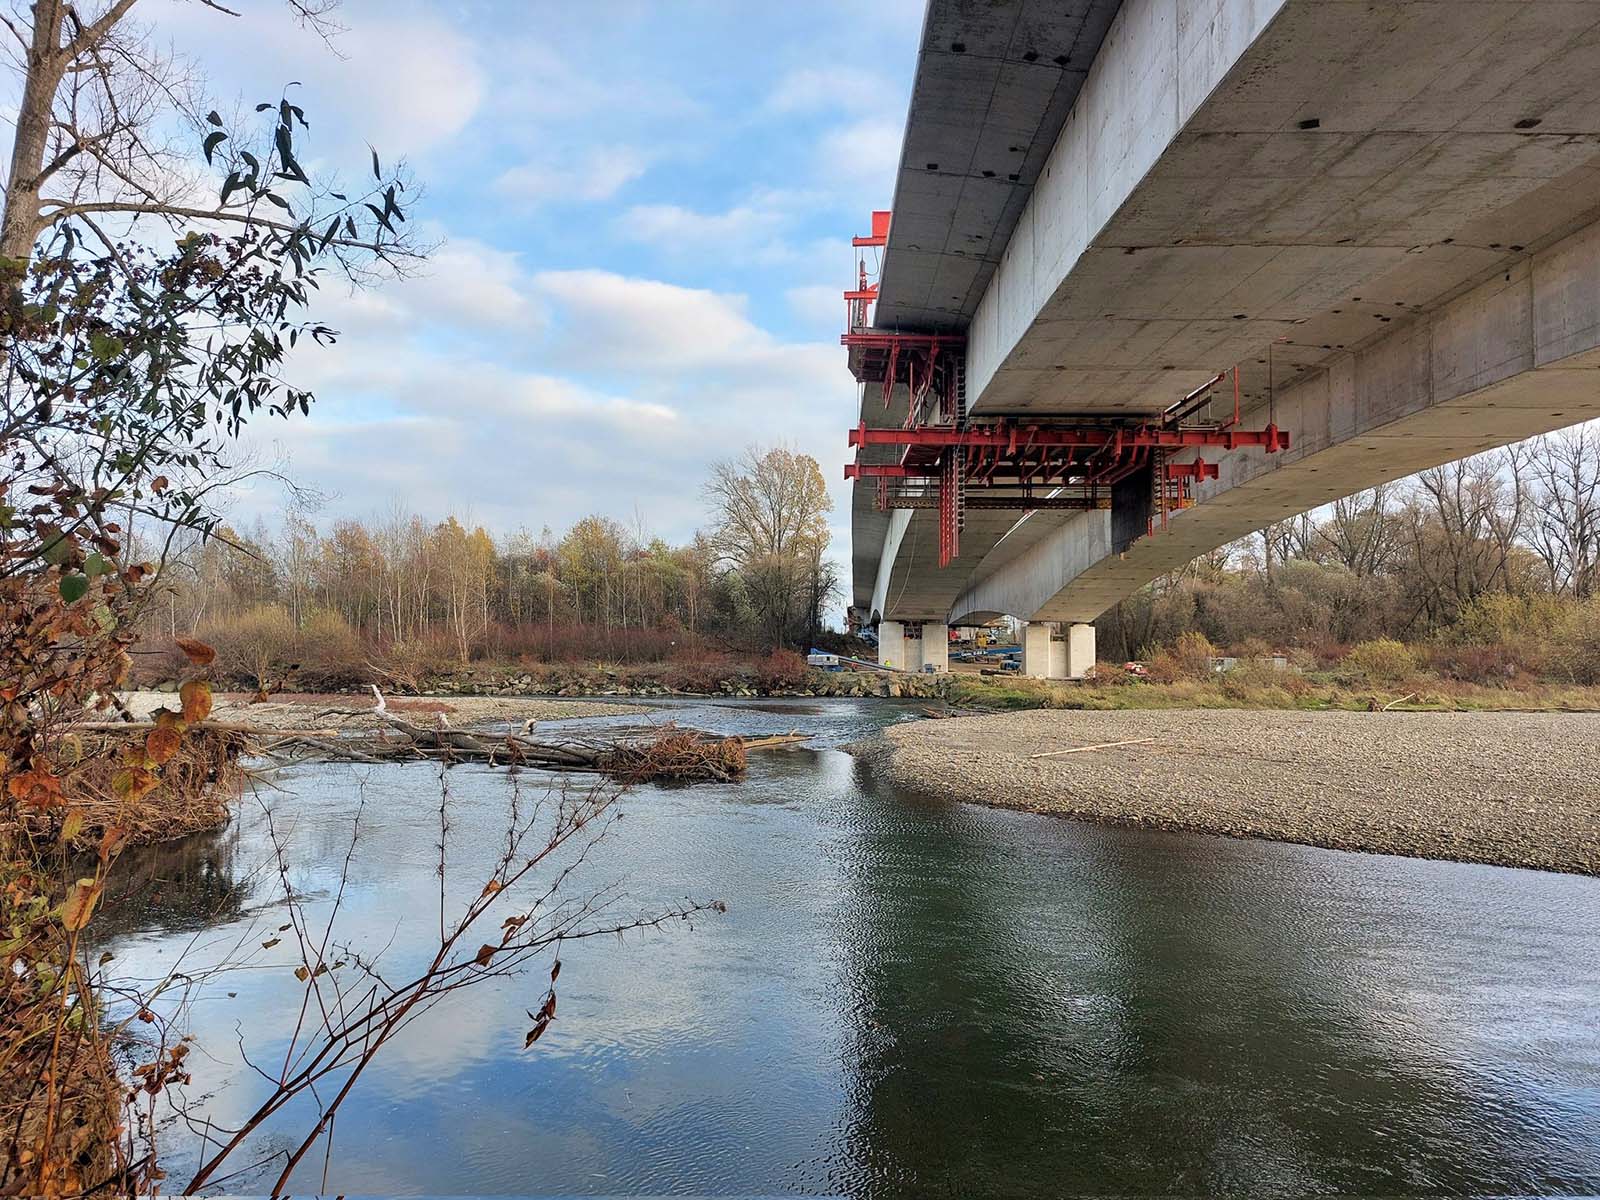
[952,215,1600,624]
[856,0,1600,632]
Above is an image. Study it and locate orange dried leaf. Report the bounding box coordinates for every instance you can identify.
[179,679,213,723]
[8,765,64,809]
[145,726,181,765]
[174,637,215,666]
[98,824,129,863]
[474,943,496,967]
[61,878,102,931]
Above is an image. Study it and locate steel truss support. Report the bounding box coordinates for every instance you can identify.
[847,421,1289,454]
[937,450,962,566]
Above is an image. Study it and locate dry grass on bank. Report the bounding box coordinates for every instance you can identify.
[945,666,1600,714]
[8,726,249,852]
[0,985,127,1197]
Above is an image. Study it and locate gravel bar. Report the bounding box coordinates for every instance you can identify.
[864,709,1600,876]
[118,690,646,730]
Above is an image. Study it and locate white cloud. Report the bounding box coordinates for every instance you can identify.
[786,283,846,331]
[614,189,816,263]
[416,239,543,331]
[818,117,903,193]
[623,202,786,248]
[320,16,485,153]
[766,66,897,115]
[489,40,702,131]
[494,145,652,206]
[232,263,859,545]
[611,190,858,269]
[310,237,544,341]
[530,269,824,381]
[142,1,485,158]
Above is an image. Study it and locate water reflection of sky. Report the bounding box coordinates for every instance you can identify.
[95,699,1600,1196]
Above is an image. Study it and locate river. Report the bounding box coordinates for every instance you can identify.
[99,698,1600,1196]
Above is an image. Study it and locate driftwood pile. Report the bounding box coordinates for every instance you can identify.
[246,690,805,784]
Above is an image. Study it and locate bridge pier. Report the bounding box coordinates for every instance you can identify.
[1021,622,1095,681]
[878,620,949,674]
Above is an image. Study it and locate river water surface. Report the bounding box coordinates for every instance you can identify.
[101,698,1600,1196]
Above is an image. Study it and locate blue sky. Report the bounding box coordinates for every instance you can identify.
[145,0,922,555]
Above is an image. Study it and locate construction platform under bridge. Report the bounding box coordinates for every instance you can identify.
[846,0,1600,679]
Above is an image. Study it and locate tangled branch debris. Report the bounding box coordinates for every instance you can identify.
[6,727,250,852]
[235,691,805,783]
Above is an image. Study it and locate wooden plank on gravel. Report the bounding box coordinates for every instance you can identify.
[1029,737,1156,760]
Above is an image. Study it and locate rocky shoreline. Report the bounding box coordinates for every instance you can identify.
[858,708,1600,876]
[417,668,954,701]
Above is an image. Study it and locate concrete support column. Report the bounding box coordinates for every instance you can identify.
[878,620,907,671]
[1065,622,1096,680]
[1021,621,1056,679]
[1021,621,1095,679]
[919,623,949,673]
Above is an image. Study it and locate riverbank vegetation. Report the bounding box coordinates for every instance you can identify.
[132,444,839,693]
[1097,434,1600,687]
[944,658,1600,714]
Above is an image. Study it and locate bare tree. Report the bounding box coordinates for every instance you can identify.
[1399,454,1522,626]
[1524,426,1600,597]
[1256,511,1315,583]
[1316,484,1396,577]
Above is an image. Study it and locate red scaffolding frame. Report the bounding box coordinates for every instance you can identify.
[840,210,1293,568]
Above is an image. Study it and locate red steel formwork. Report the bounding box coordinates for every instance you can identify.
[841,212,1291,567]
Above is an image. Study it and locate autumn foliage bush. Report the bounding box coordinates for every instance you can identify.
[1551,596,1600,685]
[198,604,297,688]
[659,649,742,694]
[1339,638,1417,684]
[1425,641,1521,685]
[297,609,366,688]
[1147,631,1217,682]
[754,649,809,691]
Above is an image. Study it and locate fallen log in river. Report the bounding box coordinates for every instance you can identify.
[85,719,801,783]
[256,721,807,783]
[83,690,809,784]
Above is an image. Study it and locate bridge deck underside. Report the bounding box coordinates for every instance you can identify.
[858,0,1600,625]
[875,0,1125,333]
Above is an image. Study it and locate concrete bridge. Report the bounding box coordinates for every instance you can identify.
[846,0,1600,677]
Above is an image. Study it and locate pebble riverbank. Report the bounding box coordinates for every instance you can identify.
[118,690,646,730]
[859,708,1600,875]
